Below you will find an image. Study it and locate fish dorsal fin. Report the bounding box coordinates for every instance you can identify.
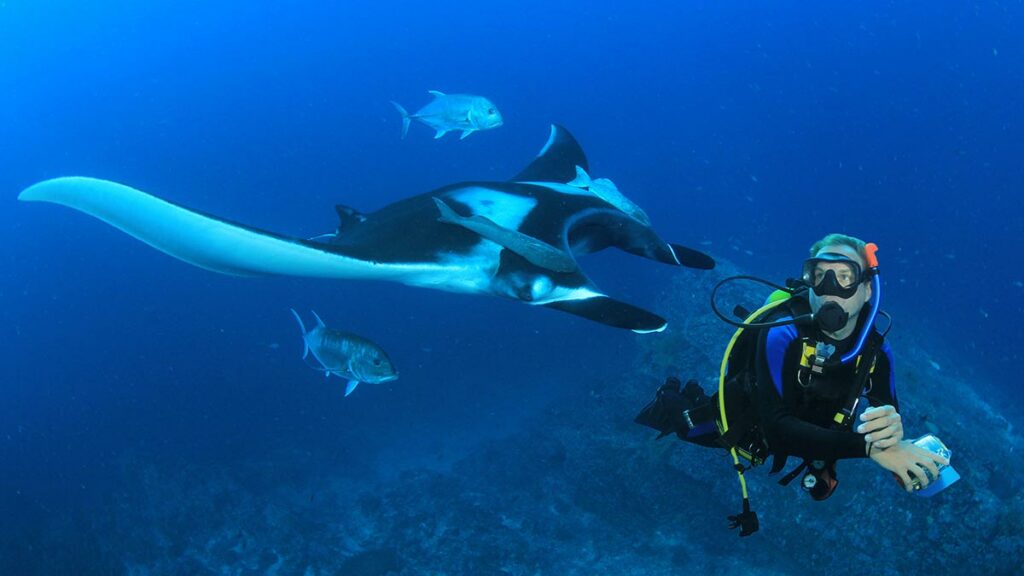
[428,90,446,98]
[511,124,589,183]
[334,204,366,230]
[567,165,592,189]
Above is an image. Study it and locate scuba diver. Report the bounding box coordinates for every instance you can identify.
[636,234,952,536]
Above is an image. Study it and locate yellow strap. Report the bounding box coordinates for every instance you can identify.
[800,343,815,368]
[729,447,750,499]
[718,298,791,510]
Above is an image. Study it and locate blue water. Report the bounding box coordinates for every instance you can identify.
[2,1,1022,573]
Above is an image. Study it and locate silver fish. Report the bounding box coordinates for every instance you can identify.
[433,197,578,274]
[290,309,398,397]
[568,166,651,227]
[391,90,503,140]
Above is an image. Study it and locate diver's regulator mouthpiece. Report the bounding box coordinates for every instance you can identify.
[813,301,849,333]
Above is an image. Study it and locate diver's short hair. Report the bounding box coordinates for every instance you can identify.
[809,233,868,263]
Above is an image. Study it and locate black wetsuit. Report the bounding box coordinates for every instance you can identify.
[755,312,898,463]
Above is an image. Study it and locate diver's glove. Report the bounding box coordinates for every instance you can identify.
[634,376,705,439]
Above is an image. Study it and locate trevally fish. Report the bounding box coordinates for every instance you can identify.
[290,309,398,397]
[568,166,651,227]
[390,90,503,140]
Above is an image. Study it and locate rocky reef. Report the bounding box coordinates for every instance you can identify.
[17,259,1023,575]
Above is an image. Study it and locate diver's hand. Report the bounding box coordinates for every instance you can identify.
[869,440,949,493]
[857,405,903,451]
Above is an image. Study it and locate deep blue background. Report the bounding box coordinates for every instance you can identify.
[2,0,1022,554]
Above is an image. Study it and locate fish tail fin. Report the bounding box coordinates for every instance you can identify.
[311,309,327,328]
[432,197,460,224]
[390,101,411,139]
[290,308,309,359]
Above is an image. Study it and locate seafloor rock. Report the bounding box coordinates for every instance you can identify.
[98,257,1021,575]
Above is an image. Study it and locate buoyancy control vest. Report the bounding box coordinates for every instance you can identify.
[638,290,886,536]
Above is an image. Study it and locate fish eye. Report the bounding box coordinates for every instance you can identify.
[373,358,382,366]
[488,108,495,114]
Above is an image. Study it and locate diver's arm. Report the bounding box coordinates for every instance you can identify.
[859,345,902,451]
[755,327,867,461]
[864,343,899,411]
[881,344,898,411]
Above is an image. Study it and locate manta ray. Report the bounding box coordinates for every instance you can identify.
[18,125,713,333]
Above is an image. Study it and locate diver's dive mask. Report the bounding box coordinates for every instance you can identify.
[801,252,870,299]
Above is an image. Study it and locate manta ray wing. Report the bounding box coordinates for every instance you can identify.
[511,124,589,183]
[17,177,428,280]
[510,125,714,272]
[543,295,668,333]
